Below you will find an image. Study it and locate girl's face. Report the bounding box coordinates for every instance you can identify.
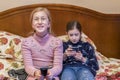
[67,28,81,44]
[32,11,50,36]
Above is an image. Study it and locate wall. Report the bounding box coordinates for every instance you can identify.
[0,0,120,14]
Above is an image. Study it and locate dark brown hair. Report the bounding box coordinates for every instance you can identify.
[66,20,82,33]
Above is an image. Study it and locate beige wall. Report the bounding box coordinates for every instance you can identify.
[0,0,120,14]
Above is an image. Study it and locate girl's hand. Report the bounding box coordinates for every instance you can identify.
[46,70,53,80]
[81,57,87,63]
[34,70,42,79]
[34,70,40,77]
[74,51,82,60]
[65,46,76,56]
[65,50,76,56]
[74,51,87,63]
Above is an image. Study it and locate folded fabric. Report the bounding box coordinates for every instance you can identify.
[8,68,27,80]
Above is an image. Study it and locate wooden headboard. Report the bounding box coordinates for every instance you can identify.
[0,4,120,58]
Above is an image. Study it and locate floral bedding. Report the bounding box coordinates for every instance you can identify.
[0,31,23,80]
[0,31,120,80]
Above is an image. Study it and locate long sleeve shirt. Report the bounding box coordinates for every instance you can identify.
[63,40,99,76]
[21,33,63,80]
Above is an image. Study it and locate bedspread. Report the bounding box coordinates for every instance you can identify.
[0,31,120,80]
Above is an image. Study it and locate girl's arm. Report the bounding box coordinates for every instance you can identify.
[21,38,39,76]
[47,39,63,78]
[84,43,99,71]
[63,52,68,61]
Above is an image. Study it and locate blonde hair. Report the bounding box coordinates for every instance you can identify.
[29,7,52,35]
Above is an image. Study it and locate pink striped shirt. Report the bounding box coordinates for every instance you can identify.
[21,33,63,80]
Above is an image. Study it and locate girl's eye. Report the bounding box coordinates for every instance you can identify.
[41,17,46,21]
[70,34,73,36]
[34,18,39,20]
[75,34,79,36]
[33,17,47,21]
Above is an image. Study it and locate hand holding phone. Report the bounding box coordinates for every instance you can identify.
[74,51,83,60]
[65,45,76,56]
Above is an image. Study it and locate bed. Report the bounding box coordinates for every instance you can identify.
[0,4,120,80]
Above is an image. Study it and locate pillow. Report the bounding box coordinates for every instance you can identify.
[0,31,23,61]
[57,32,97,49]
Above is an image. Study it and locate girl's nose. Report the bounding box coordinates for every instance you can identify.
[72,36,76,39]
[38,19,42,24]
[38,20,41,24]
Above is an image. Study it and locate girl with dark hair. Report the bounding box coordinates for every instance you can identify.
[61,21,99,80]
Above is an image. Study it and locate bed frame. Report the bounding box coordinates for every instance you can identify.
[0,4,120,58]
